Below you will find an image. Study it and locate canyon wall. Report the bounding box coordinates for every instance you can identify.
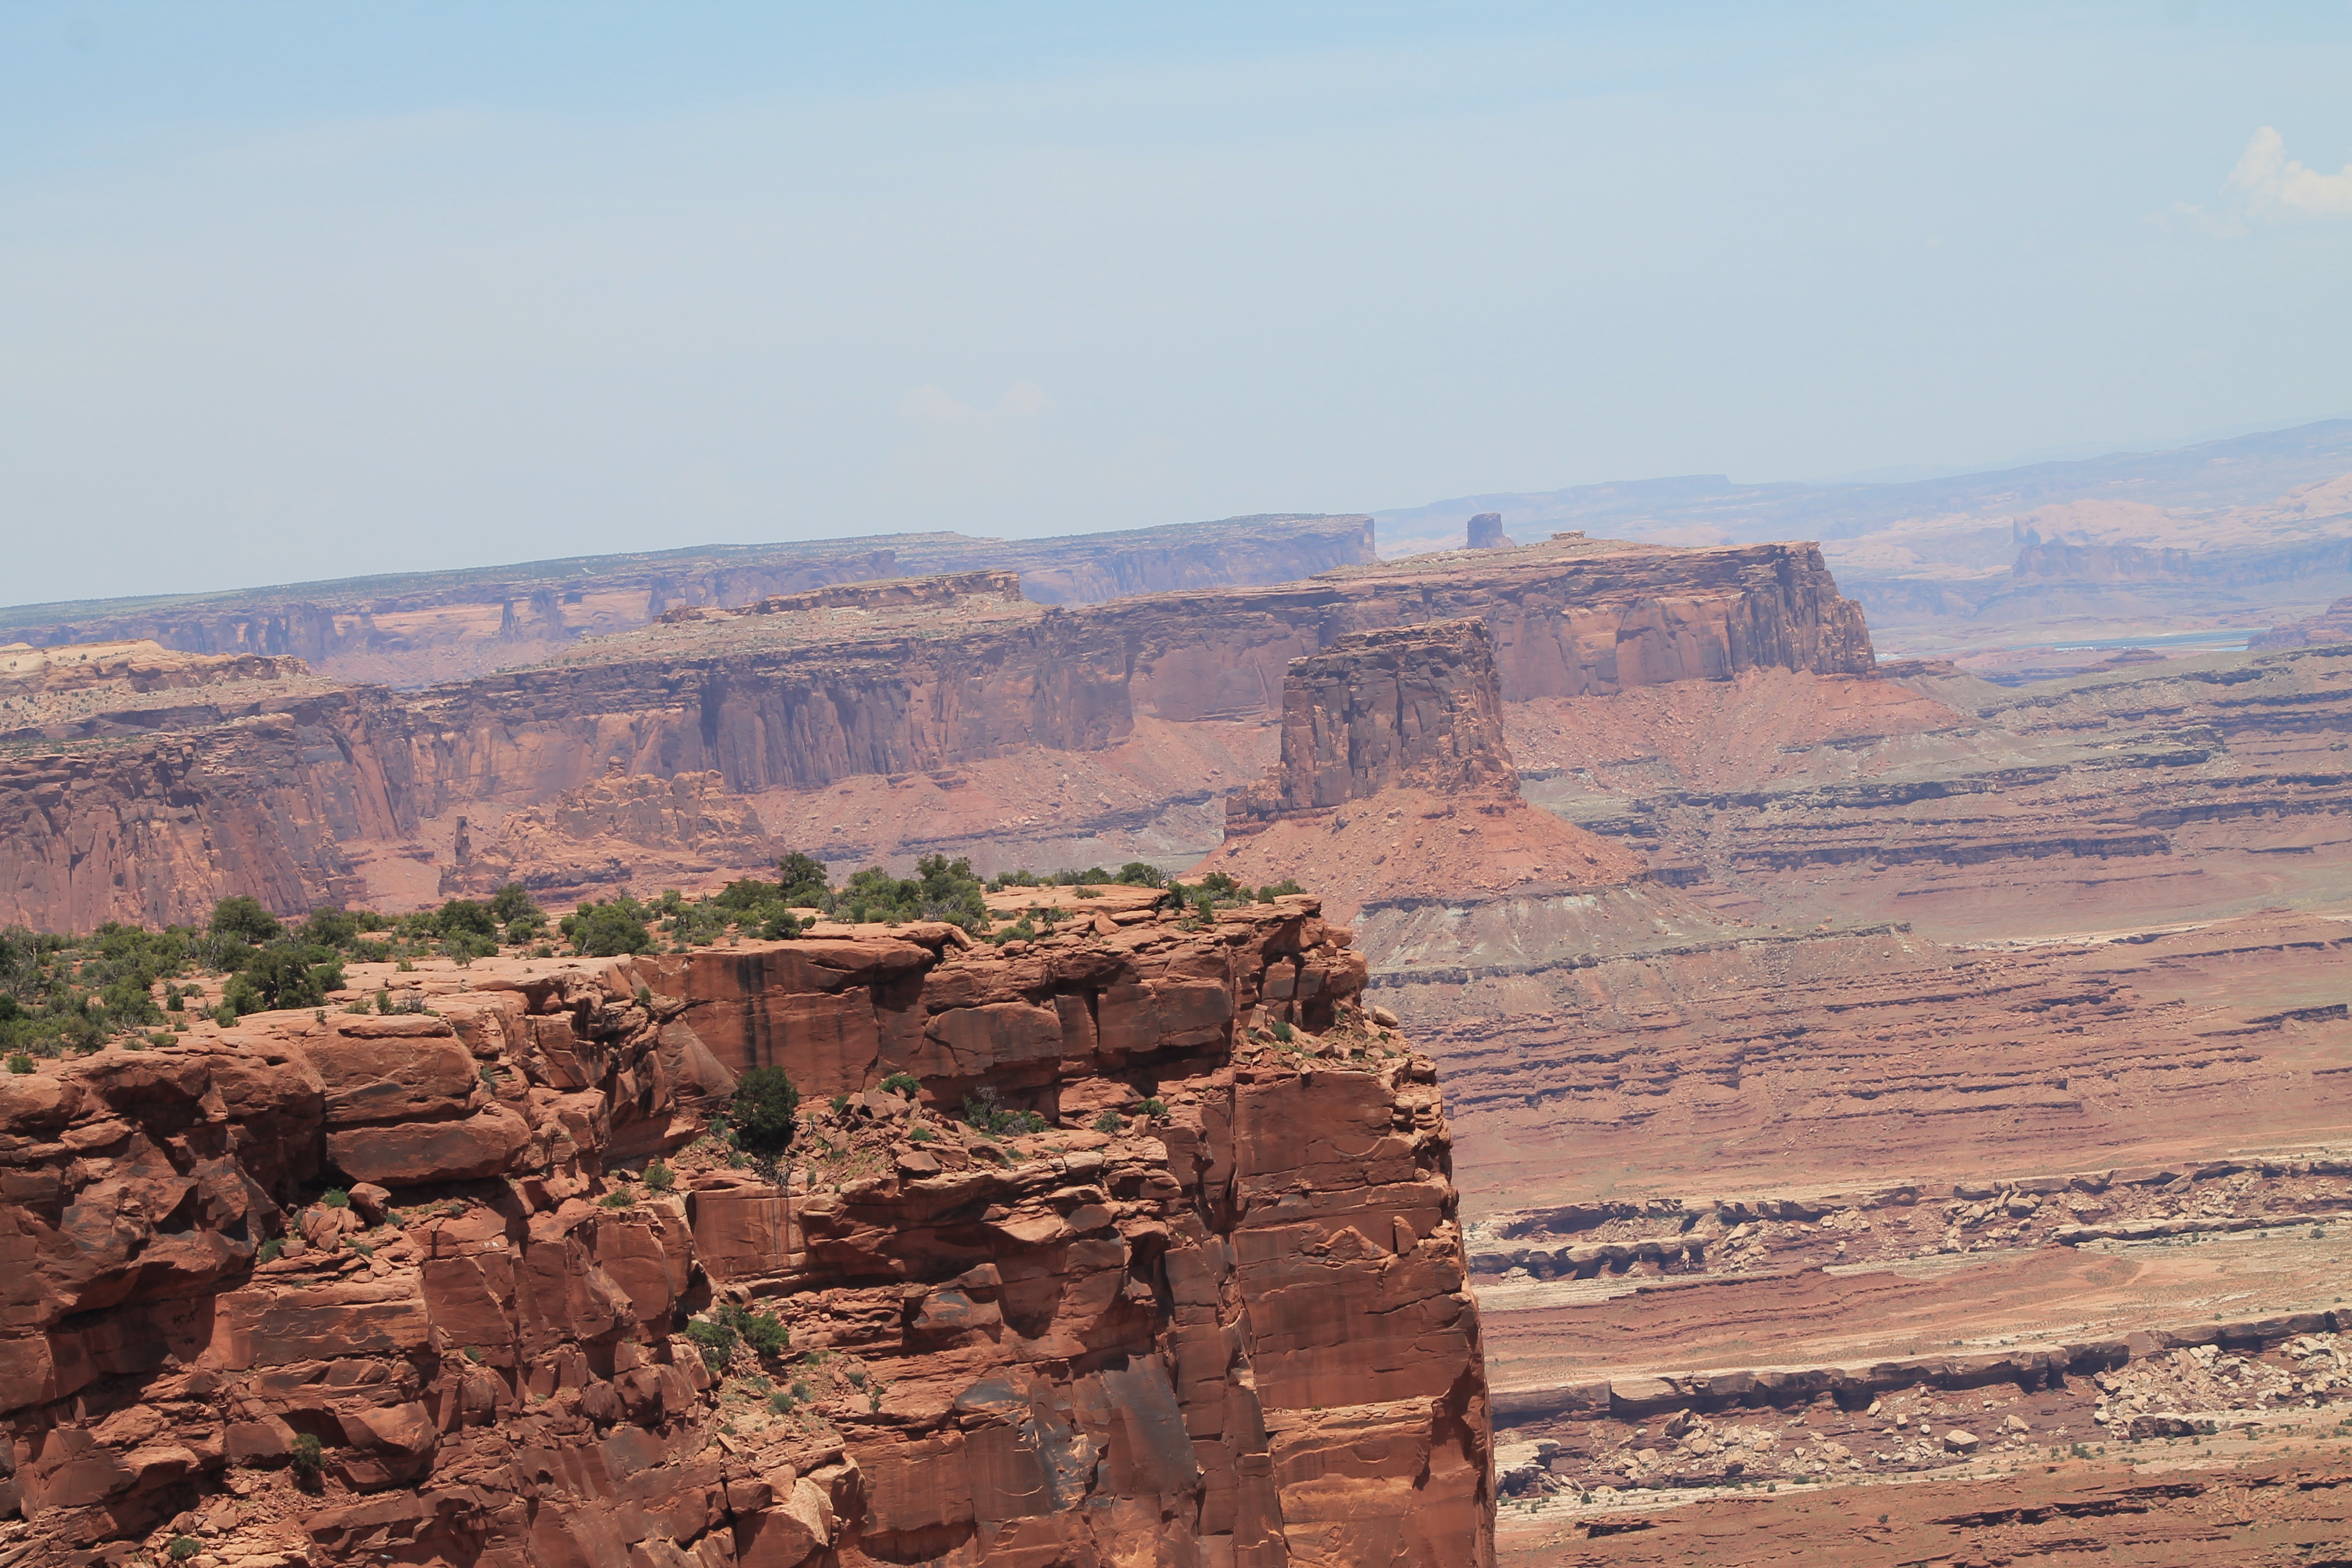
[0,538,1874,929]
[0,516,1378,689]
[0,898,1493,1566]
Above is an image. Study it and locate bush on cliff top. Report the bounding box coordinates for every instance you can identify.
[564,899,655,957]
[828,854,988,932]
[987,862,1166,891]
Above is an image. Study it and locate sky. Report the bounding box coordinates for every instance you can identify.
[4,2,2351,606]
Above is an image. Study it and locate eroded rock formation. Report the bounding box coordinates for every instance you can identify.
[1463,516,1512,551]
[0,537,1872,929]
[0,896,1493,1566]
[1206,619,1644,919]
[441,770,780,903]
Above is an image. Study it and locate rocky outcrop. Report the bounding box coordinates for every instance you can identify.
[659,570,1026,625]
[2250,593,2352,650]
[1226,623,1517,826]
[1464,515,1513,551]
[1205,618,1645,919]
[440,769,780,901]
[0,898,1492,1566]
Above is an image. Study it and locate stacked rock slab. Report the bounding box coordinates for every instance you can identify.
[1463,516,1512,551]
[1226,621,1517,829]
[1202,620,1646,918]
[0,900,1492,1566]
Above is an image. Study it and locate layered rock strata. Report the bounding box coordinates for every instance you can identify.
[0,516,1378,688]
[0,537,1869,929]
[0,897,1493,1566]
[440,769,780,902]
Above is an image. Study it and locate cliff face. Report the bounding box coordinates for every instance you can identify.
[0,537,1866,929]
[0,691,423,932]
[0,899,1492,1566]
[0,518,1378,689]
[440,770,781,903]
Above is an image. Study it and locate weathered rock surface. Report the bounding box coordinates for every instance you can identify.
[440,768,780,902]
[0,536,1870,929]
[0,516,1377,688]
[0,900,1492,1566]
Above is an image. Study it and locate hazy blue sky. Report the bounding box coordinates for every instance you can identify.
[4,3,2350,605]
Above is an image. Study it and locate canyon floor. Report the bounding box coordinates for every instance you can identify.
[1413,647,2352,1560]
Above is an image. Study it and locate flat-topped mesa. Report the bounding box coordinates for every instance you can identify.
[1227,619,1518,831]
[659,568,1026,625]
[2250,593,2352,650]
[0,638,312,697]
[0,898,1493,1566]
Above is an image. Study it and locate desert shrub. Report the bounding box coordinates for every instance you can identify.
[437,899,499,940]
[297,909,361,949]
[880,1071,919,1098]
[210,895,282,945]
[642,1160,674,1193]
[601,1190,633,1208]
[717,1302,788,1358]
[290,1432,324,1476]
[167,1537,202,1560]
[1256,879,1303,901]
[1092,1108,1124,1134]
[489,881,544,930]
[731,1066,801,1159]
[777,852,831,905]
[1270,1020,1294,1043]
[221,975,263,1018]
[5,1053,32,1074]
[1134,1096,1170,1122]
[684,1316,738,1371]
[986,916,1038,946]
[246,944,334,1010]
[257,1238,283,1262]
[962,1086,1047,1136]
[566,900,655,957]
[321,1188,351,1209]
[829,856,988,932]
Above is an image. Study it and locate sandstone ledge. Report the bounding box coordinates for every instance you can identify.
[0,901,1493,1566]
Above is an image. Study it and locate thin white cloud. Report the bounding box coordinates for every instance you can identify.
[2226,126,2352,219]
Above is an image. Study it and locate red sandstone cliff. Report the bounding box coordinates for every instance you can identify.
[0,899,1493,1566]
[0,537,1864,930]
